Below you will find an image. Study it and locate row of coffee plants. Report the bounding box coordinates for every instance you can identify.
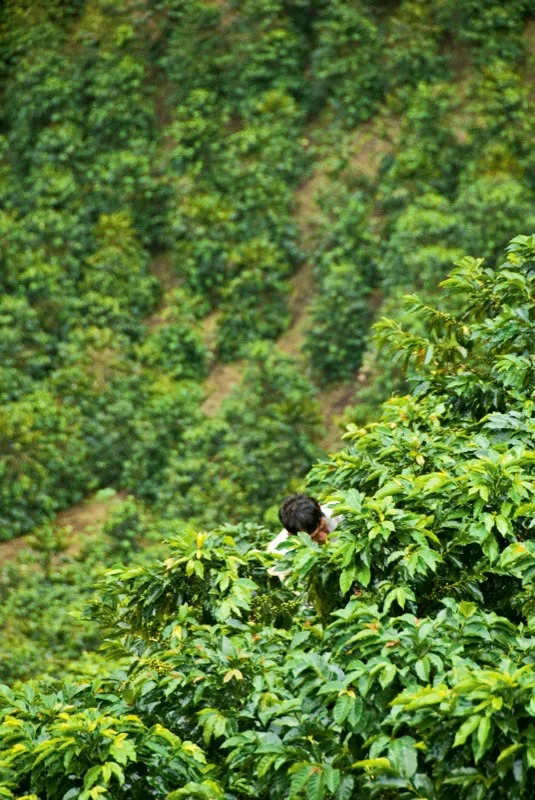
[0,0,326,539]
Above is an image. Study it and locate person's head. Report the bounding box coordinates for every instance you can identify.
[279,494,327,541]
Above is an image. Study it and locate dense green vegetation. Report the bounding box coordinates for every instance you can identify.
[3,0,535,798]
[4,239,535,799]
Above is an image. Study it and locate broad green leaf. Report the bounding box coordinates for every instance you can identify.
[333,693,352,725]
[388,738,418,778]
[496,743,524,763]
[380,663,397,689]
[306,768,325,800]
[495,515,510,536]
[290,765,313,798]
[477,716,491,749]
[109,762,125,786]
[415,658,430,682]
[341,489,363,512]
[395,587,407,609]
[324,765,340,793]
[84,766,102,791]
[356,563,371,587]
[482,535,499,563]
[335,775,354,800]
[453,716,481,748]
[340,568,356,595]
[458,602,477,618]
[349,696,363,728]
[257,754,278,778]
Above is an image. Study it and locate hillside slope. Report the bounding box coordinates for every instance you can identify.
[2,0,535,772]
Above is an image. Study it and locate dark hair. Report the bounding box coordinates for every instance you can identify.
[278,494,324,535]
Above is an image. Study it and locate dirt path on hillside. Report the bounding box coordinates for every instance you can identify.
[60,492,128,555]
[145,114,401,434]
[277,260,315,361]
[146,254,179,329]
[0,492,127,565]
[348,116,400,176]
[143,47,400,438]
[200,257,317,416]
[201,360,244,415]
[198,116,400,437]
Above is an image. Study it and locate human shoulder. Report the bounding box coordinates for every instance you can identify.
[266,529,289,553]
[320,503,343,533]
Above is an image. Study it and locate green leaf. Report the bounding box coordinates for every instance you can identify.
[257,754,278,778]
[109,762,125,786]
[341,489,363,512]
[324,765,340,793]
[290,765,313,798]
[496,743,524,763]
[482,535,499,562]
[388,738,418,779]
[340,567,356,595]
[356,563,371,587]
[110,737,136,766]
[395,587,407,609]
[380,663,397,688]
[84,766,102,791]
[495,515,510,536]
[348,696,363,728]
[335,775,354,800]
[458,601,477,618]
[453,716,481,748]
[423,474,448,492]
[306,768,325,800]
[333,694,352,725]
[415,658,430,682]
[413,773,435,797]
[90,788,108,800]
[352,758,391,770]
[477,716,491,749]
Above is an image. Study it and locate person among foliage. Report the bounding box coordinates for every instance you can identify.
[267,493,341,554]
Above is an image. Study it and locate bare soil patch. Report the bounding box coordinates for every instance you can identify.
[59,493,127,556]
[319,382,359,452]
[0,537,32,564]
[201,360,244,417]
[347,115,400,177]
[201,309,221,352]
[0,492,127,565]
[277,260,316,360]
[146,254,180,329]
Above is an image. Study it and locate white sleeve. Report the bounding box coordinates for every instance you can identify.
[266,530,290,554]
[321,504,343,533]
[267,530,291,581]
